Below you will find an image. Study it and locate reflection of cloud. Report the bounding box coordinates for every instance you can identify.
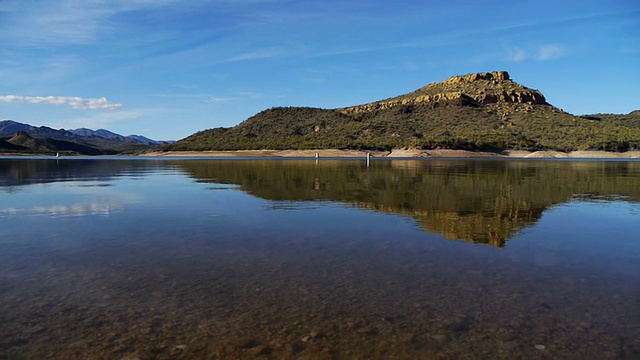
[0,202,122,217]
[0,95,122,110]
[0,180,140,218]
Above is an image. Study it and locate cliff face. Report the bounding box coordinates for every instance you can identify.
[339,71,548,115]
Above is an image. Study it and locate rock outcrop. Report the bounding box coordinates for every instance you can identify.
[8,131,36,146]
[339,71,548,115]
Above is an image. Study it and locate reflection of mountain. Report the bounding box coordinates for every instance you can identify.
[177,160,640,247]
[0,159,164,188]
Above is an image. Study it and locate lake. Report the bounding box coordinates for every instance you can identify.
[1,157,639,359]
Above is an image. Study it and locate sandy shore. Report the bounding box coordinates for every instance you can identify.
[142,149,640,159]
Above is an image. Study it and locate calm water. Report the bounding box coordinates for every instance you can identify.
[0,157,639,359]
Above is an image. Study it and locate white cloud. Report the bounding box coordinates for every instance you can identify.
[0,95,123,110]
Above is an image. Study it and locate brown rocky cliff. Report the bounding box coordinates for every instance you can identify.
[338,71,548,115]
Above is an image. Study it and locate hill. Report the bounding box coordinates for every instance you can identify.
[0,120,168,154]
[579,110,640,129]
[163,71,640,153]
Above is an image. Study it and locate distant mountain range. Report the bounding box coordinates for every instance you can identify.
[0,120,172,155]
[163,71,640,153]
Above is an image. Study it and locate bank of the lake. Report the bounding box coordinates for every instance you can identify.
[142,149,640,158]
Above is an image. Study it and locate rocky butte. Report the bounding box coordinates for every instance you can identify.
[161,70,640,153]
[339,71,548,115]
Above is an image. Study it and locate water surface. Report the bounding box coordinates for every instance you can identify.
[1,158,639,359]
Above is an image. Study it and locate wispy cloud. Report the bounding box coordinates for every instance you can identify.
[221,48,281,63]
[506,44,566,62]
[210,96,238,103]
[509,49,527,62]
[1,0,293,50]
[619,46,638,54]
[62,110,143,129]
[537,44,564,60]
[0,95,123,110]
[149,90,264,103]
[149,92,235,103]
[0,0,188,46]
[210,91,265,103]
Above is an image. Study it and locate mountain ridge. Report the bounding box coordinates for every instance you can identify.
[0,120,172,154]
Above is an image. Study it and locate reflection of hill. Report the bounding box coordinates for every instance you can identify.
[3,158,639,246]
[178,160,640,246]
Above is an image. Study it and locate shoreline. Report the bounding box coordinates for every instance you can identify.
[3,149,639,159]
[141,149,640,159]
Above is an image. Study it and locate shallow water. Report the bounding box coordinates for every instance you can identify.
[1,157,639,359]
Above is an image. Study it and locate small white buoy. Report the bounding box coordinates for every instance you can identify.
[315,152,319,159]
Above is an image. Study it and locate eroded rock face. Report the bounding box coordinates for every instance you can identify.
[339,71,547,115]
[443,71,510,84]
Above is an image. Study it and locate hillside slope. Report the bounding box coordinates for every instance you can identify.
[164,71,640,152]
[580,110,640,129]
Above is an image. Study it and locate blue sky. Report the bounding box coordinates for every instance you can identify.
[0,0,638,140]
